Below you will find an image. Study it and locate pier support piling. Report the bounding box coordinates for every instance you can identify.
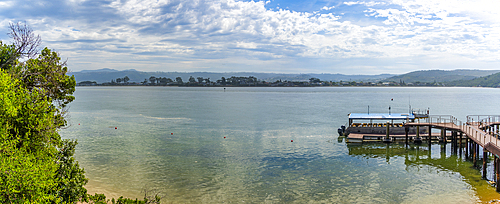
[459,132,463,156]
[415,126,422,144]
[465,137,469,160]
[441,129,446,144]
[453,131,458,155]
[473,142,477,167]
[405,125,409,145]
[483,150,488,179]
[494,156,497,183]
[428,125,432,146]
[497,157,500,192]
[383,122,392,143]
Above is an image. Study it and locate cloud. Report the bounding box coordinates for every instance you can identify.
[0,0,499,74]
[321,6,335,11]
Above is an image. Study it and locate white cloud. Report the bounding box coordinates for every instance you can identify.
[321,6,335,11]
[2,0,500,74]
[0,1,14,8]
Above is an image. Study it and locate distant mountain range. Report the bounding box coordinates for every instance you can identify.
[68,68,500,87]
[68,69,394,83]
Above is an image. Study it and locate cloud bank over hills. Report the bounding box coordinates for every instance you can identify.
[1,0,500,74]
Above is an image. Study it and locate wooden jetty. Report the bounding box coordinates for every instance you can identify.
[341,113,500,191]
[403,115,500,192]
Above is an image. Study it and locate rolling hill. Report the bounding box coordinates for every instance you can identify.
[382,70,500,83]
[446,72,500,87]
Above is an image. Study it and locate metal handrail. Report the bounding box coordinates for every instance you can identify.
[423,115,462,129]
[467,115,500,124]
[462,123,500,147]
[408,115,500,148]
[480,116,500,124]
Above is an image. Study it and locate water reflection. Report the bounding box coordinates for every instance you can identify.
[346,143,499,202]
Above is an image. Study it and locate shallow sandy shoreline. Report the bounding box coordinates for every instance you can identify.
[84,180,143,201]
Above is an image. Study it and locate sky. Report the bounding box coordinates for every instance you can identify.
[1,0,500,74]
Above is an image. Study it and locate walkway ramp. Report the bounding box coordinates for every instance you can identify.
[408,115,500,156]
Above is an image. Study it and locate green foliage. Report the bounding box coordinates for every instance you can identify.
[86,193,161,204]
[0,71,59,203]
[14,47,76,109]
[0,24,85,204]
[87,193,107,204]
[0,41,18,70]
[55,140,88,203]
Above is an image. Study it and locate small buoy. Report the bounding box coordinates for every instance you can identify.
[78,123,80,125]
[291,140,293,142]
[115,127,117,129]
[391,98,393,101]
[224,137,226,139]
[171,133,173,135]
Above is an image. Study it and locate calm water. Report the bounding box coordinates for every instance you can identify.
[61,86,500,203]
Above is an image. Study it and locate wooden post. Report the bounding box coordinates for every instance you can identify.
[405,124,409,145]
[453,131,458,155]
[477,144,480,164]
[465,137,469,160]
[494,156,497,183]
[459,132,463,156]
[497,157,500,192]
[473,142,477,167]
[416,126,420,138]
[386,122,389,140]
[483,150,488,179]
[383,122,392,143]
[451,131,454,152]
[428,125,432,146]
[441,129,446,156]
[441,129,446,144]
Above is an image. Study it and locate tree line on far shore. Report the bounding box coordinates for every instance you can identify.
[78,75,449,87]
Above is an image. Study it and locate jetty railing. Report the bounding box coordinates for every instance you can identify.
[462,124,500,147]
[405,115,500,157]
[467,115,500,124]
[419,115,463,129]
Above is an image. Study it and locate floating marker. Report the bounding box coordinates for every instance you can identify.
[115,127,117,129]
[78,123,80,125]
[224,137,226,139]
[291,140,293,142]
[171,133,173,135]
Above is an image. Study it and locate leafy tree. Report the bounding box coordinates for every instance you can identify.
[0,22,86,203]
[149,76,156,84]
[160,77,172,84]
[116,77,122,83]
[309,77,320,83]
[0,22,41,70]
[123,76,130,83]
[7,47,76,112]
[175,77,183,84]
[0,71,59,203]
[189,76,196,83]
[197,77,204,83]
[55,140,88,203]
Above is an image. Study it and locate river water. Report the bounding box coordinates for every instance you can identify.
[61,86,500,203]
